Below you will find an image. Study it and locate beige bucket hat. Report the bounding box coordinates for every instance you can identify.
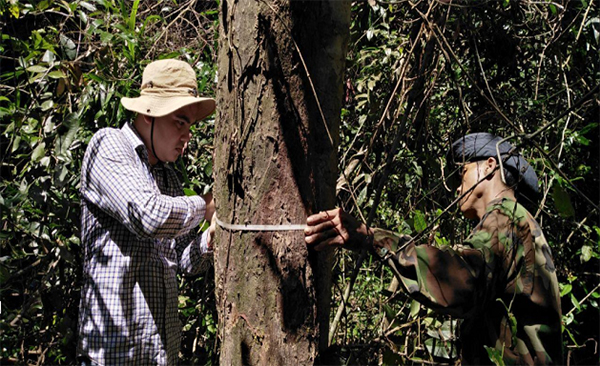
[121,59,216,122]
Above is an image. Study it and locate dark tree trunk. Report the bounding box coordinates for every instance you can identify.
[213,1,350,364]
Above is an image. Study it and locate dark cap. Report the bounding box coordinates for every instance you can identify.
[447,132,539,201]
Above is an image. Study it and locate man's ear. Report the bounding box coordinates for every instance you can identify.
[142,114,153,125]
[485,157,497,176]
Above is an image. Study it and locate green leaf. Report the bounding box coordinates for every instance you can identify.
[424,337,457,360]
[37,0,51,11]
[48,70,67,79]
[576,135,590,146]
[9,3,20,18]
[79,1,97,12]
[580,245,593,263]
[484,345,506,366]
[129,0,141,31]
[54,165,69,187]
[413,210,427,233]
[570,294,581,311]
[204,161,213,177]
[78,10,89,24]
[12,135,21,153]
[552,185,574,218]
[560,283,572,297]
[41,50,55,64]
[40,100,54,111]
[60,34,77,60]
[409,299,420,319]
[31,142,46,162]
[27,65,48,73]
[57,112,80,157]
[580,122,598,135]
[183,188,197,196]
[357,185,368,206]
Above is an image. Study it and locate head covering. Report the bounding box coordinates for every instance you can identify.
[121,59,216,122]
[447,132,539,201]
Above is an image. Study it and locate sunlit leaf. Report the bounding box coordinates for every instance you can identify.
[31,142,46,162]
[79,1,97,12]
[60,34,77,60]
[40,100,54,111]
[580,245,593,263]
[409,299,420,319]
[183,188,197,196]
[484,345,506,366]
[48,70,67,79]
[27,65,48,73]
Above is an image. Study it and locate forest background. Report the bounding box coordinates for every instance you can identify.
[0,0,598,365]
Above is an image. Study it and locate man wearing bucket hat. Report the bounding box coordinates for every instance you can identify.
[77,59,216,365]
[305,132,562,365]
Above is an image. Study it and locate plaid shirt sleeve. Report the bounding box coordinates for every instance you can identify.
[176,230,212,275]
[80,128,206,239]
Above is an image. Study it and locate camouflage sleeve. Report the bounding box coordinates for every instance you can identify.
[389,210,507,318]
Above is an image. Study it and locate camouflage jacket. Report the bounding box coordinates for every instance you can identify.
[390,198,562,365]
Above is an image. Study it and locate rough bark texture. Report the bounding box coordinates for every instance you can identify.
[213,1,350,365]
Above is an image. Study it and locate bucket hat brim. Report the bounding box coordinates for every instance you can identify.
[121,95,216,122]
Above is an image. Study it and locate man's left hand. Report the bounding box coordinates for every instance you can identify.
[304,208,371,251]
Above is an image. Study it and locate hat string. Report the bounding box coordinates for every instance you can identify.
[150,117,169,189]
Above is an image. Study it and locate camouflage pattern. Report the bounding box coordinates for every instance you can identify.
[388,198,562,365]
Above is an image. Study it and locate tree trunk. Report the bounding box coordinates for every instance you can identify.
[213,1,350,365]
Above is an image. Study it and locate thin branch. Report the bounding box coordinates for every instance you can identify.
[566,283,600,317]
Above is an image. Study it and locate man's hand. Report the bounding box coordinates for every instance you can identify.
[304,208,372,251]
[206,215,217,251]
[202,192,215,221]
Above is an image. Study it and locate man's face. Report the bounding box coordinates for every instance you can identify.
[149,104,199,163]
[456,161,485,219]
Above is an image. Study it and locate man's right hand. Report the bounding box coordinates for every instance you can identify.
[206,215,217,251]
[202,192,215,221]
[304,208,372,252]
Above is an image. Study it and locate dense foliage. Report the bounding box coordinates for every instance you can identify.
[332,1,599,365]
[1,0,598,365]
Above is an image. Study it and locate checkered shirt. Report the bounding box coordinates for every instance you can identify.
[77,122,211,365]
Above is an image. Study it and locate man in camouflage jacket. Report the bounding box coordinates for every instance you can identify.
[305,133,562,365]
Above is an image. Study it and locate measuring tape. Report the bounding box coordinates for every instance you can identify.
[214,212,306,232]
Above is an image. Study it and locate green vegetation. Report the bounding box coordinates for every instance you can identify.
[0,1,219,364]
[1,0,597,365]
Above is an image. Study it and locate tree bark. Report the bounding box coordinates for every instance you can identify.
[213,1,350,365]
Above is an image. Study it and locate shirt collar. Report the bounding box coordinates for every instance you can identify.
[121,122,153,163]
[121,122,145,150]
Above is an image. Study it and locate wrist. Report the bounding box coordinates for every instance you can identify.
[358,224,374,250]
